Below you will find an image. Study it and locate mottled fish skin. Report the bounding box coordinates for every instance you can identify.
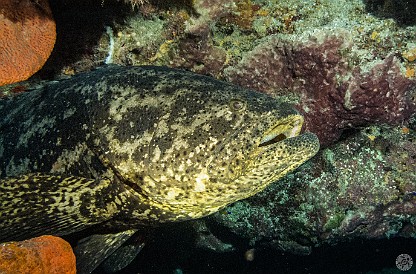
[0,65,319,241]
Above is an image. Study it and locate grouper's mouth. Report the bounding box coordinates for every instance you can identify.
[258,115,304,147]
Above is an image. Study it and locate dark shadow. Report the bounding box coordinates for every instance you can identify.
[363,0,416,26]
[37,0,131,79]
[115,230,416,274]
[35,0,197,80]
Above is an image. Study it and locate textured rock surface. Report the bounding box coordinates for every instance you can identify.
[0,235,76,274]
[225,30,416,146]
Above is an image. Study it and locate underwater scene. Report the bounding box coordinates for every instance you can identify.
[0,0,415,273]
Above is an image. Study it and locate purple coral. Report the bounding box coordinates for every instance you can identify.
[225,31,416,146]
[170,0,234,76]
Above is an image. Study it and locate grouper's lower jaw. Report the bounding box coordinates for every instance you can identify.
[228,131,319,204]
[271,132,320,182]
[266,131,320,159]
[232,132,319,199]
[263,131,320,179]
[252,131,320,169]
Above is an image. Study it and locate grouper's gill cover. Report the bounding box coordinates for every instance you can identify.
[0,65,319,243]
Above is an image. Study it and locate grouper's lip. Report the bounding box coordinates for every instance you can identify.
[257,131,320,157]
[258,115,304,147]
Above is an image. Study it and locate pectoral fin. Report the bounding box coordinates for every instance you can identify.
[74,229,139,274]
[0,173,122,242]
[100,231,145,273]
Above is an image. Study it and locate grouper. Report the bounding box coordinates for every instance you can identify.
[0,65,319,271]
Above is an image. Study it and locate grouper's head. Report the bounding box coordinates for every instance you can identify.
[98,67,319,222]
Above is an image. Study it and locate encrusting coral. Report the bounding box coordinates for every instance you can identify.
[0,0,56,86]
[225,30,416,146]
[0,235,76,274]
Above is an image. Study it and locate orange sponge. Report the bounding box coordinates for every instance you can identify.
[0,235,76,274]
[0,0,56,86]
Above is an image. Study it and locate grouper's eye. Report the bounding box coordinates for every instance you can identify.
[229,99,246,112]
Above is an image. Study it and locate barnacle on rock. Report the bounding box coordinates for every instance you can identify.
[0,0,56,86]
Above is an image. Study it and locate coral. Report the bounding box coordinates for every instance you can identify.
[98,0,233,75]
[225,30,416,146]
[403,48,416,62]
[0,235,76,274]
[222,0,261,31]
[122,0,147,8]
[169,0,233,76]
[0,0,56,86]
[109,15,167,65]
[173,33,227,76]
[185,0,235,35]
[406,67,415,78]
[107,0,232,75]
